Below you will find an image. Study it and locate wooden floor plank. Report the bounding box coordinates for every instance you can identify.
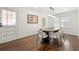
[0,34,79,51]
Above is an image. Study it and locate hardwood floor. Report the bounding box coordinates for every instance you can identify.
[0,34,79,51]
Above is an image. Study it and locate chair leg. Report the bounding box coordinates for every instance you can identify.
[36,35,42,49]
[36,35,39,48]
[62,33,65,41]
[53,38,59,47]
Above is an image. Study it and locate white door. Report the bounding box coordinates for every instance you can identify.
[0,9,17,44]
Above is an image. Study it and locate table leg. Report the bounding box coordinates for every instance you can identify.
[42,31,50,44]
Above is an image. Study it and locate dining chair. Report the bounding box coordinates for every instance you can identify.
[50,29,64,47]
[36,29,48,48]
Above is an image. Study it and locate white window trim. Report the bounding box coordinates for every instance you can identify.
[54,16,70,29]
[1,8,17,27]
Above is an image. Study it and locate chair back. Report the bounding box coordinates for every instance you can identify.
[38,29,46,36]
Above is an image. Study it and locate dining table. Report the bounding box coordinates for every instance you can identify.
[41,27,60,44]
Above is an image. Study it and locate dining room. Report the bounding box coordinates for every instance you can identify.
[0,7,79,51]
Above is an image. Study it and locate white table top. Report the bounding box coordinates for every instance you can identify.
[41,27,60,32]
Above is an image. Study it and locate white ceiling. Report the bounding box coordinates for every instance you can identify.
[4,7,78,15]
[31,7,78,14]
[54,7,78,14]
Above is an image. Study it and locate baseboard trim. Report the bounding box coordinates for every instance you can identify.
[17,34,37,40]
[64,33,78,37]
[0,34,37,45]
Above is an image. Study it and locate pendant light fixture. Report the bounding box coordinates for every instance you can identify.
[48,7,56,18]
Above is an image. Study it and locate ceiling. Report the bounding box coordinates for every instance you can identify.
[31,7,78,14]
[5,7,78,15]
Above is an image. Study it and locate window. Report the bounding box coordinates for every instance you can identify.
[54,16,69,29]
[1,9,16,26]
[61,17,69,29]
[54,18,60,28]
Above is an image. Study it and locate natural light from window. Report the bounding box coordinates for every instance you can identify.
[54,16,69,29]
[2,9,16,26]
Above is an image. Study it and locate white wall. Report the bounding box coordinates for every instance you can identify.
[0,7,48,43]
[2,7,48,39]
[17,8,47,38]
[55,10,78,36]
